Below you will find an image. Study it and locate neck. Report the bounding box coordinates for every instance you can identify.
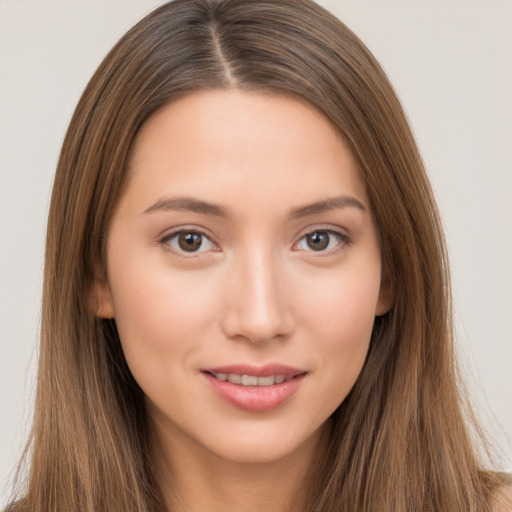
[152,421,330,512]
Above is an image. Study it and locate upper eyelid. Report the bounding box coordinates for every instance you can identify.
[299,228,347,239]
[294,224,350,240]
[159,226,216,243]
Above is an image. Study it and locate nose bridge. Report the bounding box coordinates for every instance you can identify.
[222,242,293,343]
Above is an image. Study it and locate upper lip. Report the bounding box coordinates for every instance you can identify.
[202,364,306,377]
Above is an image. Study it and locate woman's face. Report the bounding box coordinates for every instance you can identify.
[97,90,391,465]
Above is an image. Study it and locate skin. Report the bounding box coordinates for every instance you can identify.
[96,89,393,512]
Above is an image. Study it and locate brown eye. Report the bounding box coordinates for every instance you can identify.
[163,230,216,254]
[307,232,328,251]
[306,231,329,251]
[178,232,202,251]
[296,229,346,253]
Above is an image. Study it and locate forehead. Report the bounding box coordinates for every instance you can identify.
[124,89,368,214]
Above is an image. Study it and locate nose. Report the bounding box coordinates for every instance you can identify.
[221,248,295,344]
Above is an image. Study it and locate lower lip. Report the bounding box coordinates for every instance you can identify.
[203,372,306,412]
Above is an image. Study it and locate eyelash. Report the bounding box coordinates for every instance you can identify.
[294,228,350,256]
[159,228,218,257]
[158,227,350,257]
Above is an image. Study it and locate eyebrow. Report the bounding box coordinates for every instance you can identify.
[289,195,366,218]
[143,195,366,218]
[143,197,228,217]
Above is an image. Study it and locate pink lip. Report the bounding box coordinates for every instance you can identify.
[203,363,304,377]
[201,364,307,413]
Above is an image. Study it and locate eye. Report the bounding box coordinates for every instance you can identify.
[295,230,347,253]
[161,230,217,254]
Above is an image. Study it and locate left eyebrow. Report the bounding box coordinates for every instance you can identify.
[289,196,366,218]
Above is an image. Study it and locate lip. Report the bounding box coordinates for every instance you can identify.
[201,364,307,412]
[203,363,304,377]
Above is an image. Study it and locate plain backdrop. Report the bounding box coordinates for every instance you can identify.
[1,0,511,504]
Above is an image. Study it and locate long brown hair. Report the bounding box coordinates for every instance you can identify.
[8,0,507,510]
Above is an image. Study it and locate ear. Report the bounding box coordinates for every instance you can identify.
[90,271,115,319]
[375,271,395,317]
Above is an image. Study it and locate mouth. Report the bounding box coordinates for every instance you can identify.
[204,371,301,387]
[201,364,307,412]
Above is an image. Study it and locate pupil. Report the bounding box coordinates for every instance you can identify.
[307,231,329,251]
[178,232,202,251]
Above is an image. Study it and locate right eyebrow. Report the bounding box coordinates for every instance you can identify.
[142,196,229,217]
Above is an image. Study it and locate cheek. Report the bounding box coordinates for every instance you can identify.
[298,259,381,400]
[107,253,221,371]
[301,258,381,341]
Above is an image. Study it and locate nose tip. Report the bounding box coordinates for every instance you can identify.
[221,256,295,344]
[225,305,293,344]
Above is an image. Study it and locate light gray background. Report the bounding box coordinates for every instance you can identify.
[1,0,511,504]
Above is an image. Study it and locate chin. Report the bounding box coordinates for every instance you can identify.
[198,420,326,466]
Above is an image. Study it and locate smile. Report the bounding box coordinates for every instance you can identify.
[202,365,307,412]
[209,373,295,386]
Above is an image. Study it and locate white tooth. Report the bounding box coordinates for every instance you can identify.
[215,373,227,381]
[228,374,242,384]
[274,375,285,384]
[241,375,258,386]
[257,376,275,387]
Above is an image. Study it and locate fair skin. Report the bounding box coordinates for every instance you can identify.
[96,89,393,512]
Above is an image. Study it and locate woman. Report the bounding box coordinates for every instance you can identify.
[7,0,511,510]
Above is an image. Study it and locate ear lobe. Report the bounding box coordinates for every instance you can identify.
[376,273,395,317]
[91,279,115,319]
